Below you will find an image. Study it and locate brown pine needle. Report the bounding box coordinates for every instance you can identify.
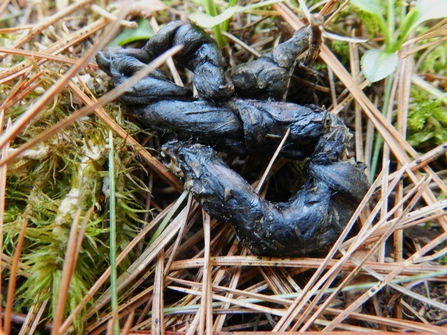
[4,220,28,335]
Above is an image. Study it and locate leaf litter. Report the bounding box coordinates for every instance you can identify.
[0,0,447,334]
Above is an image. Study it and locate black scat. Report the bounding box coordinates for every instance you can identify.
[229,99,326,158]
[171,23,216,64]
[186,43,226,69]
[96,47,150,76]
[142,21,185,60]
[96,51,193,103]
[271,26,311,69]
[162,141,368,256]
[230,26,312,100]
[133,99,327,159]
[97,21,234,101]
[193,62,234,101]
[144,21,234,100]
[230,59,288,100]
[133,100,245,155]
[96,20,370,256]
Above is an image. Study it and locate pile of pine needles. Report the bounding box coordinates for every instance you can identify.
[1,0,447,334]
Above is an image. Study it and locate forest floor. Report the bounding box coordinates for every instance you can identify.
[1,0,447,334]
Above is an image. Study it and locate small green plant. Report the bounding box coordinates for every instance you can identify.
[108,18,154,47]
[351,0,447,82]
[190,0,285,47]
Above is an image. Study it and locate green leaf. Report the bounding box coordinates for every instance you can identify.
[350,0,382,16]
[108,130,119,334]
[108,19,154,47]
[414,0,447,28]
[190,0,284,29]
[241,0,284,12]
[391,8,419,51]
[361,49,398,82]
[190,7,238,29]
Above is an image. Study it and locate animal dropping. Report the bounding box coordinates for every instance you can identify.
[96,20,369,256]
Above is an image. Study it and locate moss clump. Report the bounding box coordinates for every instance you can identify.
[407,88,447,148]
[419,43,447,75]
[4,79,150,331]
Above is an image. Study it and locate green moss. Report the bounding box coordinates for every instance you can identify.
[330,40,350,64]
[407,88,447,148]
[419,43,447,75]
[350,6,382,37]
[4,78,151,331]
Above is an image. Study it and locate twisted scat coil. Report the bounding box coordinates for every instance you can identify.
[161,114,368,256]
[96,20,369,256]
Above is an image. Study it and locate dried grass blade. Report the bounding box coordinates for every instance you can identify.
[170,255,446,276]
[185,307,201,335]
[149,191,188,245]
[91,4,137,28]
[47,207,91,333]
[19,298,49,335]
[416,234,447,264]
[163,194,194,276]
[213,246,245,332]
[0,118,9,331]
[255,128,290,193]
[405,35,447,61]
[393,46,415,316]
[87,284,154,333]
[121,311,134,335]
[325,41,447,226]
[152,250,165,335]
[324,236,447,331]
[108,130,119,335]
[169,286,286,317]
[349,33,364,161]
[200,212,213,335]
[339,264,447,329]
[52,209,82,335]
[385,142,447,183]
[0,0,10,18]
[325,306,447,332]
[315,318,383,332]
[259,266,293,296]
[213,283,292,305]
[0,20,108,83]
[4,219,28,335]
[0,72,43,111]
[0,47,95,66]
[331,80,369,115]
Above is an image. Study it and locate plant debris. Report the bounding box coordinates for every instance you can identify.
[1,0,447,334]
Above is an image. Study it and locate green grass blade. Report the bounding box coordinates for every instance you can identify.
[108,130,119,335]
